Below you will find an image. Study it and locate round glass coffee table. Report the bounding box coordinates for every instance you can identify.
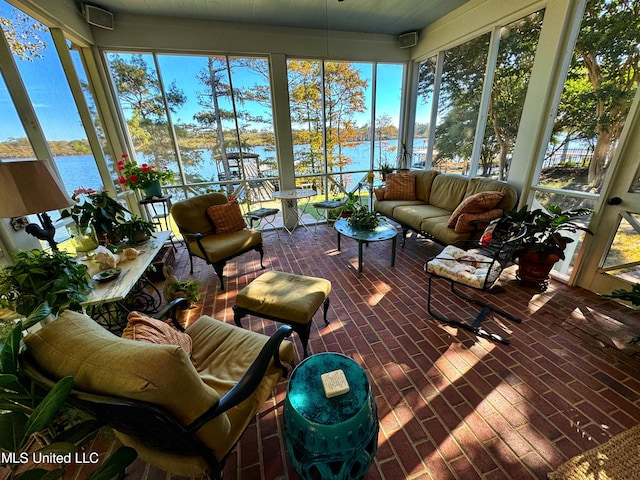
[334,218,398,273]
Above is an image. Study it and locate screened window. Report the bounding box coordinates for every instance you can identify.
[542,0,640,194]
[105,52,277,208]
[287,59,404,199]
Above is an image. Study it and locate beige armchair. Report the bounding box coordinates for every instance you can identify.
[171,193,264,290]
[21,300,294,479]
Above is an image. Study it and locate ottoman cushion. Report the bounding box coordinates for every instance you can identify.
[236,271,331,324]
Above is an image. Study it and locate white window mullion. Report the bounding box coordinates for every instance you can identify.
[469,26,501,177]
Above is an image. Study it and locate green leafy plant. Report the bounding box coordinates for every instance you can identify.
[174,280,201,307]
[341,192,360,214]
[116,216,156,244]
[0,303,137,480]
[61,189,130,243]
[506,205,593,260]
[0,250,90,316]
[347,203,380,230]
[603,284,640,311]
[378,163,394,178]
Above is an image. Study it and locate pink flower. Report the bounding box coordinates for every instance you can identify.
[118,176,127,185]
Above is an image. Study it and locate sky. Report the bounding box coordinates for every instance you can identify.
[1,0,405,144]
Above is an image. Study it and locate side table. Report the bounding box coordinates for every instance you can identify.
[284,352,378,480]
[139,194,178,251]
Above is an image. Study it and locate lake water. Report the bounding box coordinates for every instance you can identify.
[52,138,429,194]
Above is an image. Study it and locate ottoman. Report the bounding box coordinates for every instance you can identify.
[233,271,331,357]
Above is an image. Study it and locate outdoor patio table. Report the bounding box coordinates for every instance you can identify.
[334,218,398,273]
[272,188,316,235]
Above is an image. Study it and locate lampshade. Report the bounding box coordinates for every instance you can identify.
[0,160,74,218]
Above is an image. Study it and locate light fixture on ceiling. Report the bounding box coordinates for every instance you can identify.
[0,161,74,251]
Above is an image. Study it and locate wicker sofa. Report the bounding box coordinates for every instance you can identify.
[374,170,518,246]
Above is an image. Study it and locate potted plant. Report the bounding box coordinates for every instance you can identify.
[162,266,201,307]
[61,188,130,246]
[379,163,394,180]
[396,141,412,172]
[116,153,176,199]
[506,205,592,289]
[116,216,156,244]
[340,192,360,217]
[0,249,90,317]
[347,203,380,230]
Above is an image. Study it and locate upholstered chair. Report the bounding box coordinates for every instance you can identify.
[170,193,264,289]
[20,303,294,479]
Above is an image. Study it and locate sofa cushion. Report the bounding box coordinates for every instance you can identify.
[122,311,193,355]
[428,174,470,211]
[420,215,471,245]
[454,208,504,233]
[384,173,416,200]
[374,199,424,218]
[393,204,452,229]
[412,170,440,202]
[207,200,247,235]
[447,191,504,228]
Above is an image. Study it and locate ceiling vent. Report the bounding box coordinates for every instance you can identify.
[81,3,114,30]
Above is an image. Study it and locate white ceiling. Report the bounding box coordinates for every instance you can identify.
[81,0,471,36]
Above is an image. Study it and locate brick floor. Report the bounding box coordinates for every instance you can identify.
[65,223,640,479]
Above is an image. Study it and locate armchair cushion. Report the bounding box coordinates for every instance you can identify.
[427,245,502,289]
[122,311,193,355]
[192,229,262,264]
[206,200,247,235]
[186,315,295,454]
[23,310,231,457]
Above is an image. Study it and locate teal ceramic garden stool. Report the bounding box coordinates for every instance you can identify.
[284,352,378,480]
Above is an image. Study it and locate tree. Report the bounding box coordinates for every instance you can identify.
[108,54,186,167]
[417,11,544,180]
[556,0,640,187]
[287,61,367,191]
[0,8,46,61]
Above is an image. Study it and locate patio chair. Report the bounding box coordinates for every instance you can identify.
[311,199,345,235]
[20,299,294,479]
[424,217,525,345]
[171,193,264,290]
[244,186,281,240]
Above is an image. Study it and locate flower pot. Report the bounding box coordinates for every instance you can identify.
[517,252,560,291]
[141,181,162,199]
[67,224,99,252]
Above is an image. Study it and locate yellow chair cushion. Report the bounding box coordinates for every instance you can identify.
[185,315,294,458]
[187,228,262,263]
[23,310,231,459]
[235,271,331,324]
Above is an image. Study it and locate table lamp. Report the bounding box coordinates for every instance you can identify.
[0,160,74,251]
